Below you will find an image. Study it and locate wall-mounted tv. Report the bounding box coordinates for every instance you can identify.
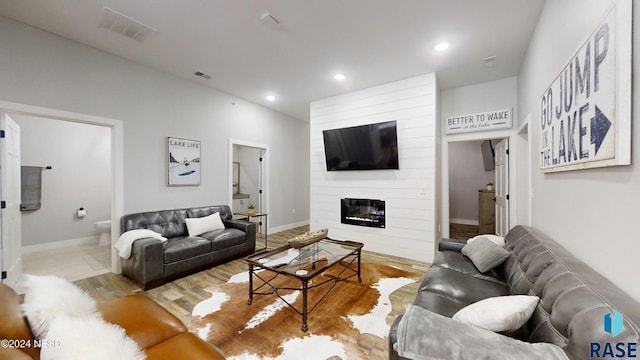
[322,120,399,171]
[481,140,495,171]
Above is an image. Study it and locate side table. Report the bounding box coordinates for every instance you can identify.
[234,211,268,251]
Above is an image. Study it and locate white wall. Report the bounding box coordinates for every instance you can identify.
[518,0,640,301]
[15,115,111,245]
[434,86,442,244]
[0,15,310,231]
[448,140,495,224]
[310,74,438,263]
[441,77,518,120]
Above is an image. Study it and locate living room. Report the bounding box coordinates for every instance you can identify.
[0,1,639,359]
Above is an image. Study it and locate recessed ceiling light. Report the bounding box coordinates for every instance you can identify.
[434,42,450,52]
[266,95,276,102]
[334,73,346,81]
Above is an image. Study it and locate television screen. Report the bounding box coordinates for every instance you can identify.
[481,140,495,171]
[322,120,399,171]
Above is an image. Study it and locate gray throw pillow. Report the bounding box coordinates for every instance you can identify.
[461,236,510,272]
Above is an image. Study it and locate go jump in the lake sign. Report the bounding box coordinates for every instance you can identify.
[539,1,631,172]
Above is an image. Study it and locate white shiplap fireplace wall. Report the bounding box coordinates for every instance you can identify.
[309,73,437,263]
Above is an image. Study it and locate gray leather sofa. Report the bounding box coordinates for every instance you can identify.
[120,205,256,289]
[389,225,640,359]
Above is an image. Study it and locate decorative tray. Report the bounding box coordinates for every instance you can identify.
[288,228,328,249]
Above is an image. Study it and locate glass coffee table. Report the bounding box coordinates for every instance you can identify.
[245,238,363,331]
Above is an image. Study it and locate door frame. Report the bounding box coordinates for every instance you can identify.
[516,115,532,226]
[493,139,509,236]
[441,129,518,239]
[228,139,270,230]
[1,113,21,286]
[0,100,124,274]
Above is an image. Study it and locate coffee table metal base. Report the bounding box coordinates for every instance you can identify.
[247,249,361,332]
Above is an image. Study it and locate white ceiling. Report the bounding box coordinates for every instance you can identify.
[0,0,546,121]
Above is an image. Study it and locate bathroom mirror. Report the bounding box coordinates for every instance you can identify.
[232,162,240,195]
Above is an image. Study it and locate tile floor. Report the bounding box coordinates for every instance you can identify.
[22,243,111,283]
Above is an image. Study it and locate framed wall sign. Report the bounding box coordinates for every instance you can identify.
[539,0,631,172]
[167,137,201,186]
[445,108,512,135]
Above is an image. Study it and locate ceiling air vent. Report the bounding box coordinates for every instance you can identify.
[483,55,497,67]
[194,71,212,80]
[98,7,157,42]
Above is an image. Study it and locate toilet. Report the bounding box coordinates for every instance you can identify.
[95,220,112,246]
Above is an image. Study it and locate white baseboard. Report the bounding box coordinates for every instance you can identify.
[4,257,22,288]
[450,218,479,226]
[269,220,310,234]
[22,236,100,254]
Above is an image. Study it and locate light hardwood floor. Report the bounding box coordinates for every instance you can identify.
[75,226,429,359]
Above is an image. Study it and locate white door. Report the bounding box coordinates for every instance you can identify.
[494,139,509,236]
[1,113,22,287]
[258,151,263,214]
[256,150,265,235]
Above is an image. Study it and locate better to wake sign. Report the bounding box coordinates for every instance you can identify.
[540,8,617,171]
[446,109,512,135]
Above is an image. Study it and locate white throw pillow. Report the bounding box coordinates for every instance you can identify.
[115,229,167,259]
[185,212,225,236]
[452,295,540,332]
[41,315,145,360]
[468,234,506,247]
[20,275,98,339]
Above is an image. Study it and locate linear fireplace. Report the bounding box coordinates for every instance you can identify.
[341,198,385,228]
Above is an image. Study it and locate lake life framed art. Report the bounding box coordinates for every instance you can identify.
[168,137,201,186]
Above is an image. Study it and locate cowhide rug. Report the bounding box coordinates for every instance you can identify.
[190,262,421,360]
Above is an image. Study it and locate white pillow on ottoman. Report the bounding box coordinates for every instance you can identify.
[452,295,540,332]
[20,274,98,338]
[41,315,145,360]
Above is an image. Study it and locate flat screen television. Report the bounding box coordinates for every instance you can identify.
[322,120,399,171]
[481,140,495,171]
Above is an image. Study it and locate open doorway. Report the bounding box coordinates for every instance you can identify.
[444,135,514,241]
[228,139,269,249]
[0,100,124,285]
[15,114,112,281]
[448,139,500,239]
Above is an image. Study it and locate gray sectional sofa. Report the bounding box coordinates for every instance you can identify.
[120,205,256,289]
[389,225,640,360]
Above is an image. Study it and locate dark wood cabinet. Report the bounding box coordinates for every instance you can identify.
[478,190,495,234]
